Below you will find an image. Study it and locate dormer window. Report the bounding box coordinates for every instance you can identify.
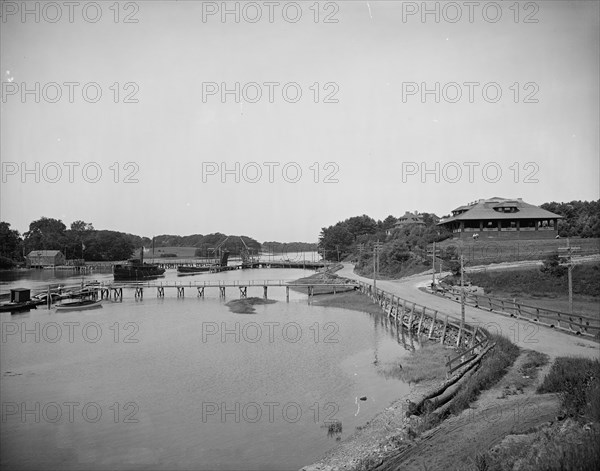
[493,206,519,213]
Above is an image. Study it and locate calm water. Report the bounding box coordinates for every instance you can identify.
[1,268,414,470]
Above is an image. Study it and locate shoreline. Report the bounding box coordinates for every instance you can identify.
[291,269,451,470]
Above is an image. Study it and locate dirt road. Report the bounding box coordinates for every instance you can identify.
[339,264,599,360]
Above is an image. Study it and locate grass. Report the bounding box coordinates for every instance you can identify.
[472,356,600,470]
[538,356,600,421]
[225,297,277,314]
[467,263,600,298]
[380,340,451,384]
[448,334,520,417]
[472,419,600,471]
[437,237,600,266]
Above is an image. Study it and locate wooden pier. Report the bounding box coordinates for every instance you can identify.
[93,279,357,304]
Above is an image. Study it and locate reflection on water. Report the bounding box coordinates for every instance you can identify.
[1,268,420,471]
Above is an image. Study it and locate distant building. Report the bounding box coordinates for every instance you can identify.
[437,197,563,240]
[387,211,427,236]
[395,211,427,227]
[27,250,66,268]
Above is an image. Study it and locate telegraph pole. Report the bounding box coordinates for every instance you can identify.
[358,243,364,264]
[458,254,465,345]
[427,241,441,288]
[373,241,383,291]
[558,238,580,316]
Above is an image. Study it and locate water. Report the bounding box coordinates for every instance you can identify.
[1,268,414,470]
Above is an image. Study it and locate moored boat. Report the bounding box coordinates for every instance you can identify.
[0,301,37,313]
[55,300,102,311]
[177,265,212,275]
[113,248,165,281]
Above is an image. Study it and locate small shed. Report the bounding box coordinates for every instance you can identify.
[11,288,31,303]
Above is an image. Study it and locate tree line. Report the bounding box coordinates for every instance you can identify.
[317,199,600,278]
[0,218,295,268]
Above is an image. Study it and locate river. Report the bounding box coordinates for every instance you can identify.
[1,267,414,470]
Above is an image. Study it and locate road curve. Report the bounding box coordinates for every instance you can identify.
[339,264,599,360]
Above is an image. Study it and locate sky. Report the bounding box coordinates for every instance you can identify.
[1,0,599,242]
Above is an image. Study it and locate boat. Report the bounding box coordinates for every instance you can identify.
[177,265,212,275]
[113,248,165,281]
[0,288,38,313]
[0,301,37,313]
[55,300,102,311]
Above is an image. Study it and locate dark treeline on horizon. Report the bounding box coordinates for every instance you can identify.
[0,218,312,268]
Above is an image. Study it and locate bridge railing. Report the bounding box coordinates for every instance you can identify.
[106,279,358,288]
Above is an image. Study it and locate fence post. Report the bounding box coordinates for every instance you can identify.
[440,316,449,344]
[428,310,438,339]
[417,306,425,336]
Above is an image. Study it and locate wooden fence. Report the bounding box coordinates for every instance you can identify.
[355,281,492,377]
[439,285,599,340]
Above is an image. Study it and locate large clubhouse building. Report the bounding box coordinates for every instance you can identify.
[438,197,563,240]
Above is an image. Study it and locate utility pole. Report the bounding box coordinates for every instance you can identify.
[427,241,441,288]
[458,254,465,346]
[558,238,580,316]
[373,241,383,291]
[357,243,364,265]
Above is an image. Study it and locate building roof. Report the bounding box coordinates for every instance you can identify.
[27,250,63,257]
[395,211,426,226]
[438,198,563,224]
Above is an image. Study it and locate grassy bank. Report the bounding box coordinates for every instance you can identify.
[379,341,450,384]
[457,263,600,318]
[475,356,600,470]
[437,237,600,265]
[466,263,600,298]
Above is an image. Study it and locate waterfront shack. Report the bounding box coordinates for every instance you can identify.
[27,250,66,268]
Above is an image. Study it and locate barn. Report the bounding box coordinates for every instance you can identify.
[27,250,66,268]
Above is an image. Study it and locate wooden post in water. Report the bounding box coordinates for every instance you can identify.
[286,286,289,302]
[47,285,51,310]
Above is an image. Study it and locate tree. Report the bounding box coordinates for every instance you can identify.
[0,222,23,261]
[23,217,67,252]
[345,215,378,240]
[382,215,397,232]
[70,220,94,232]
[319,224,354,261]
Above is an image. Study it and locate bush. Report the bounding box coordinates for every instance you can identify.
[538,357,600,421]
[0,255,16,269]
[540,252,568,277]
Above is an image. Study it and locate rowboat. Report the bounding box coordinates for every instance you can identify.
[55,300,102,311]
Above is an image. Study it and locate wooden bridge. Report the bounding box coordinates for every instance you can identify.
[88,279,358,303]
